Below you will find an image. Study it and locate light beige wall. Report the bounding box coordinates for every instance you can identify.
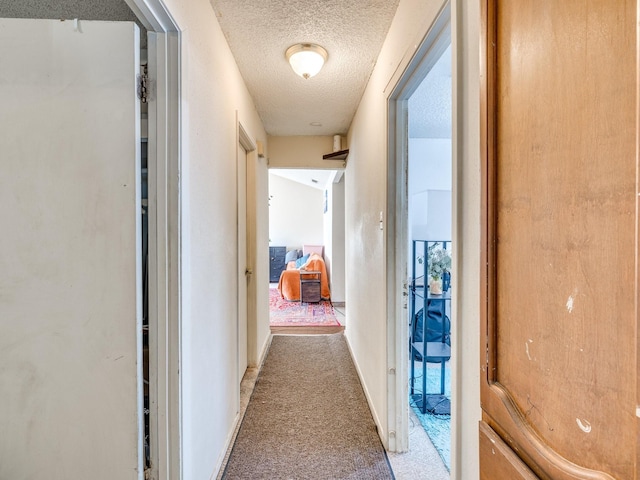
[268,135,346,169]
[161,1,268,478]
[345,0,481,477]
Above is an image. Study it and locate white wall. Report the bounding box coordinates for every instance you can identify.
[408,138,452,281]
[409,138,452,242]
[408,138,452,194]
[0,19,142,480]
[345,0,481,478]
[323,176,346,303]
[161,0,269,478]
[268,173,324,247]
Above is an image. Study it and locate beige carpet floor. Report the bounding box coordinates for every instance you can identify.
[221,334,394,479]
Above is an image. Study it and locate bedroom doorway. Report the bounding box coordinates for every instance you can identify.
[386,3,453,475]
[268,168,346,333]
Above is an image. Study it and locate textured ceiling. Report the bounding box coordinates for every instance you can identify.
[2,0,146,47]
[409,44,452,139]
[210,0,400,136]
[270,168,334,190]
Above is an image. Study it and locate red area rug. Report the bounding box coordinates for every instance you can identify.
[269,288,341,327]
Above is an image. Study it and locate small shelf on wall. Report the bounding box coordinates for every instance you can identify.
[322,149,349,161]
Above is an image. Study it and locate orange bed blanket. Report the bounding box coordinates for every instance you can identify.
[277,252,331,301]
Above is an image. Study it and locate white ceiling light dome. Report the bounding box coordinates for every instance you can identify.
[285,43,328,79]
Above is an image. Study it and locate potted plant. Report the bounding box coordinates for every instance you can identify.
[426,243,451,294]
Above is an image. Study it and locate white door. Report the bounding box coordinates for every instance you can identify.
[237,143,249,380]
[0,19,143,479]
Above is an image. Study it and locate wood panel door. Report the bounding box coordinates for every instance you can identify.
[480,2,637,479]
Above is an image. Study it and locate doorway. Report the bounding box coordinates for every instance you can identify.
[128,3,181,478]
[406,42,453,473]
[267,168,346,332]
[386,0,453,468]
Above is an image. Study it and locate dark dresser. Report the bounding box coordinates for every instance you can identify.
[269,246,286,282]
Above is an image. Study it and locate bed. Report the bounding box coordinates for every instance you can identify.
[277,249,331,301]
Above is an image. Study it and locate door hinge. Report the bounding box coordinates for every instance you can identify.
[137,65,149,104]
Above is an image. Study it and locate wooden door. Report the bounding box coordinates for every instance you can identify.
[480,2,637,479]
[0,19,142,479]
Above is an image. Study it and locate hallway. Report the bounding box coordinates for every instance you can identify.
[217,330,449,480]
[219,334,393,479]
[0,0,481,476]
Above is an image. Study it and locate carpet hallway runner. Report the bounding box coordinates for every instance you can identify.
[269,287,341,327]
[221,334,394,479]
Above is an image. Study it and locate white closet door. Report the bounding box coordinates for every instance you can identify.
[0,19,143,480]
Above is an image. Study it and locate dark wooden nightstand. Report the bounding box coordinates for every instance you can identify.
[299,270,321,303]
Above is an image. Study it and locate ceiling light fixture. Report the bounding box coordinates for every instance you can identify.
[285,43,328,79]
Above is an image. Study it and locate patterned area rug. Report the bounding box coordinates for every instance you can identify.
[269,288,341,327]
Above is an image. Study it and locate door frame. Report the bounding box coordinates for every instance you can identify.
[385,1,451,454]
[124,1,181,478]
[238,121,257,380]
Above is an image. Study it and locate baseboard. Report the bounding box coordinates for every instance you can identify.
[343,335,387,449]
[332,301,346,307]
[212,410,241,480]
[258,332,272,368]
[214,336,271,480]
